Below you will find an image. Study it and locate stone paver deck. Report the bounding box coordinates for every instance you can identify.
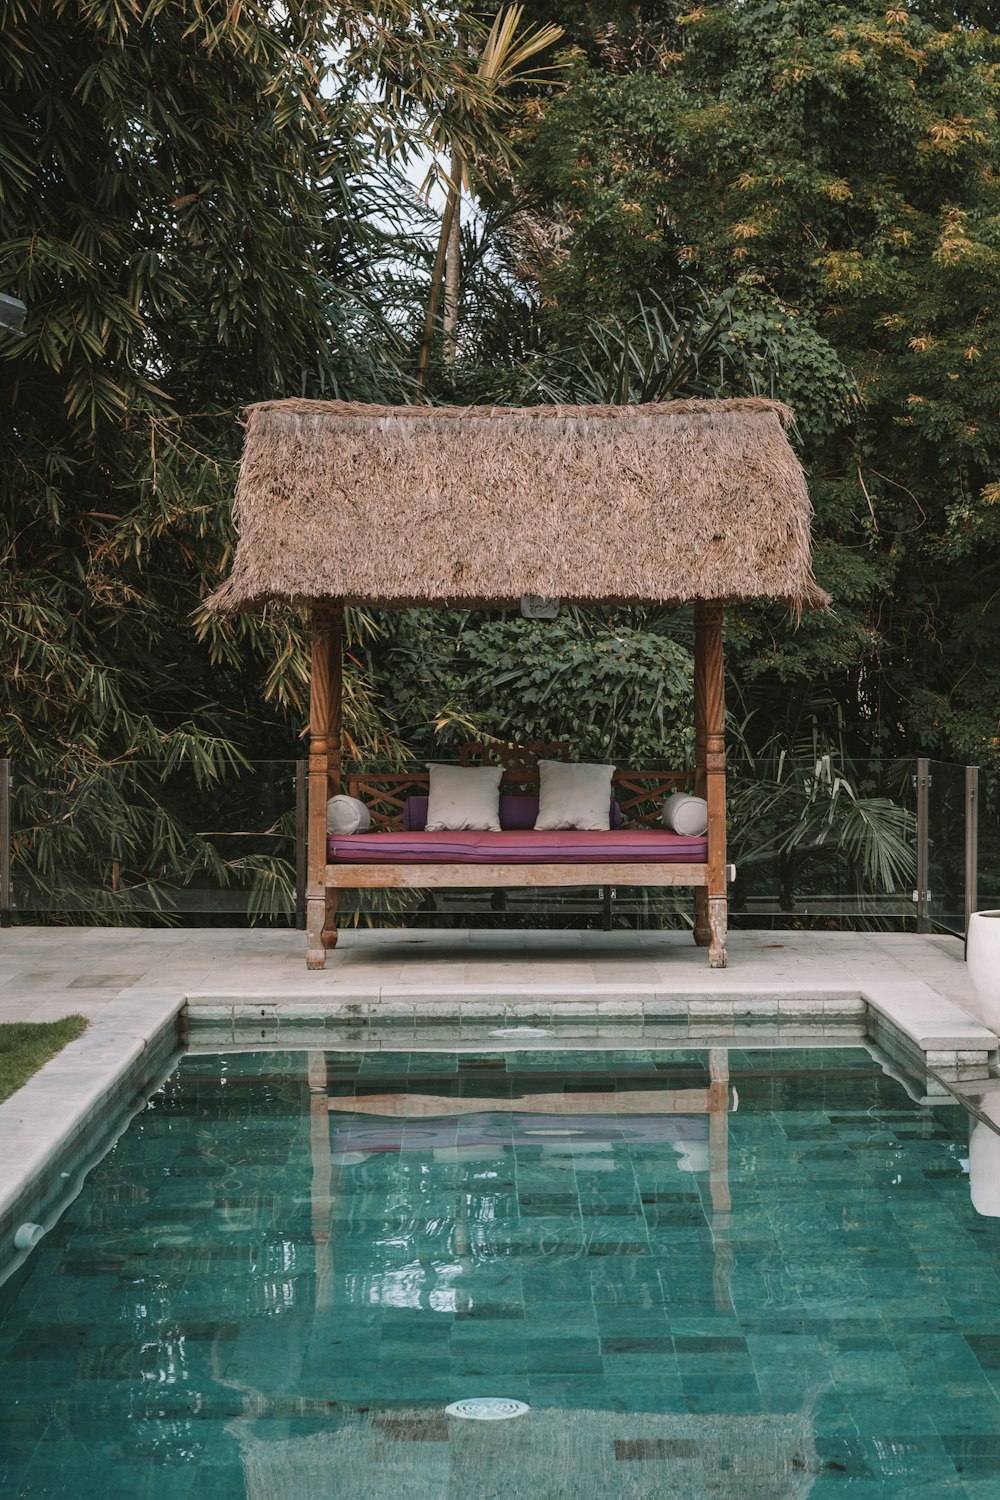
[0,925,984,1020]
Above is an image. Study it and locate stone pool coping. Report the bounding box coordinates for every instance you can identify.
[0,994,185,1280]
[1,948,996,1280]
[184,984,995,1100]
[184,979,993,1052]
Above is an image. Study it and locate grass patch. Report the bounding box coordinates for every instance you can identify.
[0,1016,89,1104]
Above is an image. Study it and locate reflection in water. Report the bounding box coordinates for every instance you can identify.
[969,1094,1000,1217]
[234,1404,822,1500]
[1,1045,987,1498]
[222,1049,822,1500]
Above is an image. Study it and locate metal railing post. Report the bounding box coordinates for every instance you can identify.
[0,759,10,928]
[295,760,307,930]
[915,757,930,933]
[965,765,979,941]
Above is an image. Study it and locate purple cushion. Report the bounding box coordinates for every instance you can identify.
[403,794,623,832]
[328,829,707,864]
[402,795,426,831]
[499,794,540,831]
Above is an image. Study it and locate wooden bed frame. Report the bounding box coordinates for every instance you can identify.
[305,602,729,971]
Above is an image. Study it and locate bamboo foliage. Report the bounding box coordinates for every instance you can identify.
[0,0,485,921]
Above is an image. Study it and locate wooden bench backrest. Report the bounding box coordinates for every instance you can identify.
[345,741,692,831]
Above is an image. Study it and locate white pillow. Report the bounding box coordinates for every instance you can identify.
[534,761,614,831]
[327,795,371,834]
[425,764,502,831]
[662,792,708,836]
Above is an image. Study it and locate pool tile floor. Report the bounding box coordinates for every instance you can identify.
[3,1046,1000,1497]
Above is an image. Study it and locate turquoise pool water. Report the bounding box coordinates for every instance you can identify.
[1,1046,999,1497]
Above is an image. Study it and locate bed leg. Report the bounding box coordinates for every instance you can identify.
[322,886,339,950]
[306,894,327,970]
[694,887,711,946]
[708,895,728,969]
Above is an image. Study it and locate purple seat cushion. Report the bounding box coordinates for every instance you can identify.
[328,829,707,863]
[403,794,623,831]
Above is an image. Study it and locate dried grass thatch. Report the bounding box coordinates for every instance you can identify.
[205,397,830,614]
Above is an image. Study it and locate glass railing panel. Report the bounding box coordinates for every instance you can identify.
[2,753,982,936]
[726,755,916,927]
[975,766,1000,918]
[10,759,299,919]
[925,760,969,937]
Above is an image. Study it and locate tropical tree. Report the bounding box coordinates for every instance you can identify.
[415,3,565,388]
[515,287,780,403]
[374,609,695,765]
[514,0,1000,770]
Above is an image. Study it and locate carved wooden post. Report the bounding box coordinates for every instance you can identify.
[693,604,709,947]
[708,1048,733,1310]
[308,1051,334,1307]
[694,602,727,968]
[306,602,343,969]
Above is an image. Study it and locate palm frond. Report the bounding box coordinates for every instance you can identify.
[517,288,774,405]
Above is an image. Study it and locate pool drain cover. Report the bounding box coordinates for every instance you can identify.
[446,1397,529,1421]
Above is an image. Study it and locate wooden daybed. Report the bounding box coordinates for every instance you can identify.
[316,614,730,966]
[328,734,721,944]
[203,397,828,972]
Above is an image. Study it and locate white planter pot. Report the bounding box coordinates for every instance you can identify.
[967,911,1000,1033]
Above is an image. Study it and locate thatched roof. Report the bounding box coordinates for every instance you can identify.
[205,397,829,614]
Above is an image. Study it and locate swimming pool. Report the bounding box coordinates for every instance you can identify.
[0,1045,998,1498]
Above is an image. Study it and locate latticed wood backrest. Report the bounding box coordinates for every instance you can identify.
[343,772,431,831]
[345,742,693,830]
[459,739,570,789]
[613,771,692,828]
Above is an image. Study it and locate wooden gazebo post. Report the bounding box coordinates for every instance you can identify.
[693,602,727,968]
[306,601,343,970]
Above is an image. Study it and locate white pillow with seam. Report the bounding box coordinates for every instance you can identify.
[327,795,371,834]
[662,792,708,836]
[534,761,615,831]
[425,764,502,831]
